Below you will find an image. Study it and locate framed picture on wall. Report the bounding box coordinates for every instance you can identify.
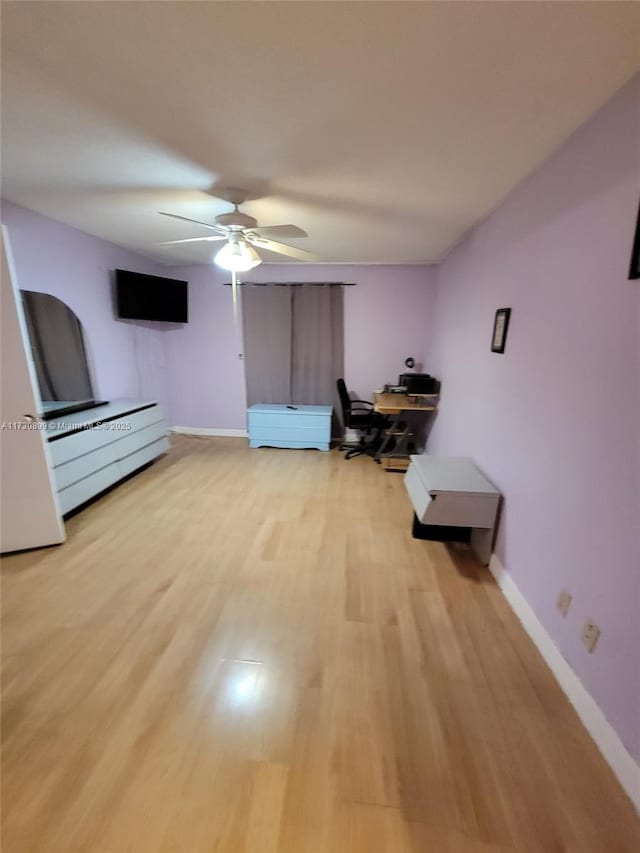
[629,199,640,280]
[491,307,511,354]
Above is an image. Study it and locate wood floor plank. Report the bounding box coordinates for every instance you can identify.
[1,435,638,852]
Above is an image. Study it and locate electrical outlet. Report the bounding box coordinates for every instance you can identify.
[557,589,572,617]
[581,619,600,653]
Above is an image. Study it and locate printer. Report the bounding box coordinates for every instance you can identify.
[399,373,439,394]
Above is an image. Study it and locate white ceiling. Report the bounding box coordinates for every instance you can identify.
[1,1,639,266]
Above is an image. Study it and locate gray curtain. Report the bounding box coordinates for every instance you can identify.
[291,285,344,411]
[242,286,292,406]
[242,284,344,412]
[21,291,94,401]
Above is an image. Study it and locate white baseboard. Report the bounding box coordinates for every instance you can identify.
[170,426,248,438]
[488,554,639,812]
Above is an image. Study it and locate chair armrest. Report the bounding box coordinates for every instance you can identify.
[351,399,373,406]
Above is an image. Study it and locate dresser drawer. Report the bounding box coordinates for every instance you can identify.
[49,404,164,467]
[404,463,434,521]
[116,404,164,433]
[49,420,122,467]
[110,420,168,461]
[53,443,118,490]
[57,463,125,514]
[56,437,168,514]
[118,437,169,478]
[424,492,499,528]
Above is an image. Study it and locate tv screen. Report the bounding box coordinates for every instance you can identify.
[115,269,188,323]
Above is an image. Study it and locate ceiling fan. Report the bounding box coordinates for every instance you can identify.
[157,188,317,271]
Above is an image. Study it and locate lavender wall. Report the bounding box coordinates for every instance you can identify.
[0,200,436,432]
[162,265,246,431]
[164,264,436,430]
[425,76,640,761]
[0,200,172,418]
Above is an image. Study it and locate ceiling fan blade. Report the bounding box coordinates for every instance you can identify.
[246,236,318,261]
[158,211,227,234]
[157,235,227,245]
[248,224,308,239]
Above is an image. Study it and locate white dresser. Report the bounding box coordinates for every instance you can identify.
[45,400,168,514]
[404,455,501,564]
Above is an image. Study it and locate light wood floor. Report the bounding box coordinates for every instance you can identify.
[2,435,638,852]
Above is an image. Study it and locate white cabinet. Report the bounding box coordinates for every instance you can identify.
[404,455,501,564]
[46,401,168,515]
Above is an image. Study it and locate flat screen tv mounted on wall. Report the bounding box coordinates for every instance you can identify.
[115,269,188,323]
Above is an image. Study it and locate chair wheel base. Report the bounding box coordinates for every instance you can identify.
[339,439,379,460]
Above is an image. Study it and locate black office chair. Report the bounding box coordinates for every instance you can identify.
[336,378,389,460]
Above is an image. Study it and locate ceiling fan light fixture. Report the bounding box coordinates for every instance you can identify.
[214,238,262,272]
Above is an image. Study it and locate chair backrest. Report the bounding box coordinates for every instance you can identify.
[336,378,353,427]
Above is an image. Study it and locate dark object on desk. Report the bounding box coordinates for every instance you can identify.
[399,373,439,394]
[336,378,388,460]
[411,513,471,544]
[286,405,298,410]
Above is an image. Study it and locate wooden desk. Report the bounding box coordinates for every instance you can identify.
[372,391,438,471]
[373,391,438,414]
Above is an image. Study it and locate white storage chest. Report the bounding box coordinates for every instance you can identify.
[247,404,332,451]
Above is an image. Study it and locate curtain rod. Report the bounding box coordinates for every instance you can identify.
[223,281,356,287]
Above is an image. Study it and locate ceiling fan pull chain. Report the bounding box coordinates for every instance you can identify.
[232,269,239,326]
